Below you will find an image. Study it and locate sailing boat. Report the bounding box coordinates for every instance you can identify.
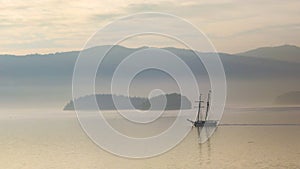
[187,90,218,127]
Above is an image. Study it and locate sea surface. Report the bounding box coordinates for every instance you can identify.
[0,107,300,169]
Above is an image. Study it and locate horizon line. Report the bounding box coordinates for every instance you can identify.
[0,44,299,57]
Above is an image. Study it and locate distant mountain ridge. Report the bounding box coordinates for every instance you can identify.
[64,93,191,110]
[1,44,300,109]
[237,44,300,63]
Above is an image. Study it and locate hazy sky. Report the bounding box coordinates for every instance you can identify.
[0,0,300,54]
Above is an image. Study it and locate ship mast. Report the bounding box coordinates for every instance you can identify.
[205,90,211,120]
[196,94,203,121]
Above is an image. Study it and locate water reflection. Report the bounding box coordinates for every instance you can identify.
[193,127,213,166]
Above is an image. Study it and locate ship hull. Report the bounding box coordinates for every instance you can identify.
[193,120,218,127]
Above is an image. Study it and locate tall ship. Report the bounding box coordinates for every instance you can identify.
[187,90,218,127]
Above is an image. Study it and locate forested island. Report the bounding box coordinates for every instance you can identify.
[64,93,191,110]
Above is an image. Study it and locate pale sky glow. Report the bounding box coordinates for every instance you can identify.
[0,0,300,54]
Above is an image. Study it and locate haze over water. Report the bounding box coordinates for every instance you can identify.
[1,107,299,169]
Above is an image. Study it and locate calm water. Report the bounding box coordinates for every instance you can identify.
[0,108,300,169]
